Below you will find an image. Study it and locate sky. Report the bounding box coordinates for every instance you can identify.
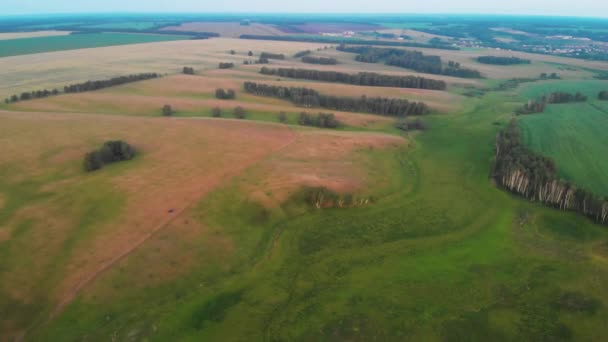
[2,0,608,18]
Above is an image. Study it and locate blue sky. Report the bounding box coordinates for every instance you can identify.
[3,0,608,17]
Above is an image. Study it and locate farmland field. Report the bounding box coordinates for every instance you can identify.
[1,13,608,342]
[0,32,190,58]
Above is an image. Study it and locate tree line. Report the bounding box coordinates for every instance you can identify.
[260,52,285,60]
[259,67,447,90]
[5,73,160,103]
[84,140,136,172]
[243,81,430,117]
[294,50,312,58]
[337,45,482,78]
[210,106,247,119]
[239,34,460,51]
[301,56,338,65]
[494,120,607,225]
[516,91,588,114]
[298,112,340,128]
[477,56,531,65]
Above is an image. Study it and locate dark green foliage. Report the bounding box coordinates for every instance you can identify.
[83,141,136,172]
[278,111,288,123]
[257,56,269,64]
[293,50,312,58]
[162,104,173,116]
[248,50,253,56]
[212,107,222,117]
[395,118,427,131]
[301,56,338,65]
[243,81,430,117]
[219,62,234,69]
[259,52,285,60]
[233,106,246,119]
[598,91,608,100]
[553,292,601,314]
[477,56,531,65]
[546,92,587,104]
[494,120,608,225]
[260,67,446,90]
[182,66,195,75]
[338,45,481,78]
[215,88,236,100]
[540,72,561,80]
[229,50,236,55]
[191,291,243,330]
[298,112,339,129]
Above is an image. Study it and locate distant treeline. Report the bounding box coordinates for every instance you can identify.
[298,112,340,128]
[243,81,429,117]
[517,91,588,115]
[260,52,285,60]
[477,56,531,65]
[69,28,218,39]
[239,34,460,50]
[494,120,607,225]
[337,45,482,78]
[301,56,338,65]
[294,50,312,58]
[4,73,160,103]
[259,67,447,90]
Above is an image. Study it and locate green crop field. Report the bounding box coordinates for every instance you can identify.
[0,33,189,58]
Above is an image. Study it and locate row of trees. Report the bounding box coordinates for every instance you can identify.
[4,73,160,103]
[219,62,235,69]
[260,52,285,60]
[517,91,589,115]
[211,106,247,119]
[494,120,608,225]
[215,88,236,99]
[600,91,608,100]
[337,45,482,78]
[243,81,430,117]
[294,50,312,58]
[83,140,136,172]
[259,67,447,90]
[298,112,340,128]
[477,56,531,65]
[301,56,338,65]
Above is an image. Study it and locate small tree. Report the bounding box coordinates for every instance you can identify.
[162,104,173,116]
[83,151,104,172]
[226,89,236,99]
[234,106,246,119]
[278,111,288,123]
[212,107,222,117]
[248,51,253,56]
[182,66,195,75]
[230,50,236,55]
[215,88,227,99]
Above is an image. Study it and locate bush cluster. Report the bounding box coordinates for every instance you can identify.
[84,141,136,172]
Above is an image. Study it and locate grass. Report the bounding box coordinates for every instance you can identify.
[0,33,190,58]
[30,91,608,341]
[517,81,608,196]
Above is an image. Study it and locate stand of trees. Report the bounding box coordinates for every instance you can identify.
[599,91,608,100]
[260,67,446,90]
[219,62,235,69]
[395,118,427,131]
[260,52,285,60]
[5,73,160,103]
[298,112,340,128]
[183,67,195,75]
[233,106,246,119]
[301,56,338,65]
[84,140,136,172]
[517,91,588,114]
[162,105,173,116]
[294,50,312,58]
[540,72,561,80]
[477,56,531,65]
[337,45,482,78]
[494,120,608,225]
[215,88,236,99]
[243,81,430,117]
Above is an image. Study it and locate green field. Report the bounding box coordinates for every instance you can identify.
[29,93,608,341]
[518,81,608,196]
[0,33,189,58]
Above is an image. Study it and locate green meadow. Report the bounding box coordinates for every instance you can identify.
[33,92,608,341]
[0,33,189,58]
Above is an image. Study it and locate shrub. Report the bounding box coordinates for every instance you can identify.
[278,111,288,123]
[162,104,173,116]
[248,51,253,56]
[183,66,195,75]
[219,62,234,69]
[233,106,246,119]
[215,88,235,100]
[212,107,222,117]
[83,140,136,172]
